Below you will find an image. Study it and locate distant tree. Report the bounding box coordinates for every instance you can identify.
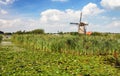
[4,32,12,35]
[70,32,78,35]
[0,31,4,34]
[25,31,31,34]
[14,30,23,34]
[13,29,45,34]
[58,31,64,35]
[31,29,44,34]
[91,32,102,36]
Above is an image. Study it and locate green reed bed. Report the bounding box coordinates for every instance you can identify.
[0,35,3,43]
[12,34,120,55]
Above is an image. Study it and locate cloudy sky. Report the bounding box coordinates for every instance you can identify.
[0,0,120,33]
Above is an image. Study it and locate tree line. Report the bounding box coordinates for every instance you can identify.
[0,29,118,36]
[0,29,45,35]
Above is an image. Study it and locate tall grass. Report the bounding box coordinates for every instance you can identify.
[12,34,120,55]
[0,35,3,43]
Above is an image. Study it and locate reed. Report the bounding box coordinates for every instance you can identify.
[12,34,120,55]
[0,35,3,43]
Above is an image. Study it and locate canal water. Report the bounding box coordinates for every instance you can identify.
[1,41,13,46]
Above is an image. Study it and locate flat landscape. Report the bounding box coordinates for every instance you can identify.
[0,34,120,76]
[0,0,120,76]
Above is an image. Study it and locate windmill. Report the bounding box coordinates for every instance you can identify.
[70,12,88,34]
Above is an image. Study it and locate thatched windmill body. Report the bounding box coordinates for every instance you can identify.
[70,12,88,34]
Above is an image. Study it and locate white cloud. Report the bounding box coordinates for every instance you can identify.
[40,9,63,23]
[107,20,120,27]
[104,20,120,33]
[0,2,119,33]
[87,20,120,33]
[0,9,8,14]
[101,0,120,9]
[0,0,15,5]
[39,6,105,33]
[51,0,68,2]
[82,3,104,16]
[0,6,106,33]
[40,9,81,23]
[0,18,43,32]
[0,19,21,28]
[39,9,83,32]
[0,9,80,33]
[39,3,105,32]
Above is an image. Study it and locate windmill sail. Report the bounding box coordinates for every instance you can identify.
[79,12,82,23]
[70,23,79,25]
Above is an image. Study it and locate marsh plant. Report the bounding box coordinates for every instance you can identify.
[0,35,3,43]
[12,34,120,55]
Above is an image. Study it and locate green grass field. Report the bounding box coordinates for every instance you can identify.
[0,34,120,76]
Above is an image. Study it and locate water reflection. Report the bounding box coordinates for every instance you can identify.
[1,41,13,46]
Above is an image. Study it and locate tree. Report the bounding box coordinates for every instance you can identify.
[58,31,64,35]
[91,32,102,36]
[14,30,23,34]
[4,32,12,35]
[0,31,4,34]
[31,29,44,34]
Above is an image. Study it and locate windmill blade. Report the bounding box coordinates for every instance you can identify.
[79,12,82,23]
[70,23,79,25]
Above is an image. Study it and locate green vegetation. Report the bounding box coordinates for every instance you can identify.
[14,29,45,34]
[12,34,120,55]
[0,45,120,76]
[0,35,3,43]
[0,34,120,76]
[0,31,4,34]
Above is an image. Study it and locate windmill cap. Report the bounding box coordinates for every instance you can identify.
[80,22,88,26]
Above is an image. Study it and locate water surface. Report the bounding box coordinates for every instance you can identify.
[1,41,13,46]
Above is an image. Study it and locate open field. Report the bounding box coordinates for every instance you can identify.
[0,34,120,76]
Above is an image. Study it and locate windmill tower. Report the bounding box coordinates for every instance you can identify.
[70,12,88,34]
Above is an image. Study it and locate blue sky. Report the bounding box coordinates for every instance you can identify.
[9,0,101,18]
[0,0,120,33]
